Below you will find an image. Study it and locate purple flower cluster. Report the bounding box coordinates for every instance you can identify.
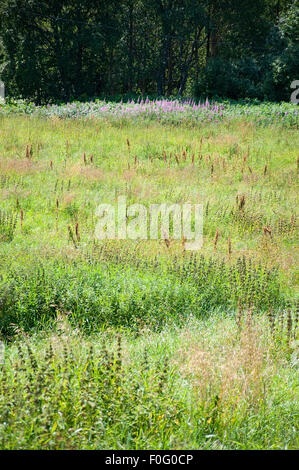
[38,98,225,121]
[0,98,298,127]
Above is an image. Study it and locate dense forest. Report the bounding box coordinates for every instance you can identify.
[0,0,298,103]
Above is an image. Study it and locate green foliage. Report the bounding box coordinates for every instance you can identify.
[279,0,299,42]
[0,315,298,449]
[0,337,180,449]
[195,57,263,100]
[0,255,284,337]
[0,209,17,242]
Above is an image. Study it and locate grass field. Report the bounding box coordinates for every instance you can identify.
[0,102,298,449]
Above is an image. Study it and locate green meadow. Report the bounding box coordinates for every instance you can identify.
[0,111,298,449]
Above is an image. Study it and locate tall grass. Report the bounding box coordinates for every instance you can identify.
[0,255,285,337]
[0,314,298,449]
[0,111,298,449]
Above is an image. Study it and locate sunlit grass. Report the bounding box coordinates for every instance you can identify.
[0,116,298,294]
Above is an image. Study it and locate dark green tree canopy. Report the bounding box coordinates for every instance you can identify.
[0,0,297,102]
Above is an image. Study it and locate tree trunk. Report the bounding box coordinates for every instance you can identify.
[178,29,205,95]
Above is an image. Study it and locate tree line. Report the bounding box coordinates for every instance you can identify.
[0,0,298,103]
